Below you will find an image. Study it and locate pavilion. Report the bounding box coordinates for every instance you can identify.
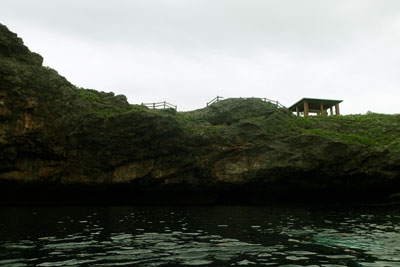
[288,98,342,117]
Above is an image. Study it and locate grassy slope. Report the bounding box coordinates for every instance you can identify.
[72,87,400,155]
[296,113,400,152]
[110,98,400,154]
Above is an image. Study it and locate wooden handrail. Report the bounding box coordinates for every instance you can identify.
[140,96,286,112]
[206,96,287,110]
[141,101,177,110]
[262,98,287,109]
[207,96,224,106]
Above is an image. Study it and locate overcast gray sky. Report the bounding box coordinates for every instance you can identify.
[2,0,400,113]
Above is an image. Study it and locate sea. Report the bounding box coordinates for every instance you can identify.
[0,203,399,266]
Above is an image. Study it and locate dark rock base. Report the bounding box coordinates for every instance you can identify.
[0,180,397,206]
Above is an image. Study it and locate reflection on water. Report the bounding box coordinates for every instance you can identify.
[0,204,400,266]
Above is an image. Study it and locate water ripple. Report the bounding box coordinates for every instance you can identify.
[0,204,400,266]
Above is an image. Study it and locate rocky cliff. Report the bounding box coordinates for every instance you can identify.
[1,23,400,204]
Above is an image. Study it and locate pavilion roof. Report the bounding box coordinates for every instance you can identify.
[288,98,343,112]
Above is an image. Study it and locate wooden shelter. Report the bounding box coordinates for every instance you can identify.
[289,98,342,117]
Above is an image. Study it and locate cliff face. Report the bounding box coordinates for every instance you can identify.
[1,23,400,203]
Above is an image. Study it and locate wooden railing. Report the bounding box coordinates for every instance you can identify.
[206,96,287,109]
[263,98,287,109]
[206,96,224,106]
[141,97,287,112]
[141,101,177,110]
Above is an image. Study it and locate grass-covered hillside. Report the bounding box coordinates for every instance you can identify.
[88,95,400,153]
[170,98,400,153]
[296,113,400,152]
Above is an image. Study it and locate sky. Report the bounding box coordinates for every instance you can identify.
[1,0,400,114]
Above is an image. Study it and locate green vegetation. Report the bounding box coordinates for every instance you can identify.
[71,86,400,152]
[172,99,399,152]
[75,87,132,117]
[295,113,400,151]
[71,81,400,153]
[128,98,400,152]
[77,87,102,103]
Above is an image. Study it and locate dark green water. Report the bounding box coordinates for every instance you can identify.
[0,203,400,266]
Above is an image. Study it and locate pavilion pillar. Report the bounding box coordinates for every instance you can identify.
[330,107,333,116]
[335,103,340,115]
[303,101,309,117]
[296,106,299,117]
[320,102,324,116]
